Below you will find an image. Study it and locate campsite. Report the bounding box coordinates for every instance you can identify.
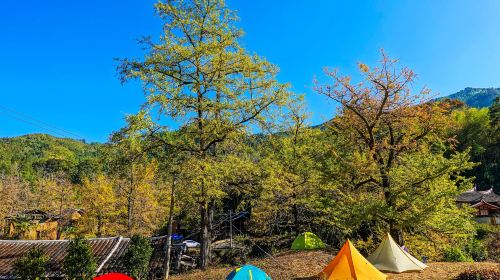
[1,0,500,279]
[170,251,499,280]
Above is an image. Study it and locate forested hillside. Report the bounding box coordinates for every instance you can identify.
[0,134,102,183]
[438,87,500,107]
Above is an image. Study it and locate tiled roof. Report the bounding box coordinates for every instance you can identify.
[456,188,500,205]
[0,236,168,279]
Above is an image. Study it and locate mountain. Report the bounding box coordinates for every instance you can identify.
[0,134,102,183]
[437,87,500,108]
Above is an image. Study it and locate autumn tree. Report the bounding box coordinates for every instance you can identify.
[0,169,33,231]
[80,175,119,237]
[108,131,165,236]
[315,51,475,246]
[118,0,290,268]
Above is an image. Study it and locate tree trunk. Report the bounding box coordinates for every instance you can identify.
[390,226,404,246]
[292,192,299,234]
[97,215,103,237]
[163,178,176,280]
[199,203,210,269]
[128,164,134,235]
[379,166,404,245]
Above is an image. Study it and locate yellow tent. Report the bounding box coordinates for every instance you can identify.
[318,240,387,280]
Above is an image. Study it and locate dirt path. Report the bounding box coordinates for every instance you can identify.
[170,250,499,280]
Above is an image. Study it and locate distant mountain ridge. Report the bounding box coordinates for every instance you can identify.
[437,87,500,108]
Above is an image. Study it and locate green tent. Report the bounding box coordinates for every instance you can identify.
[291,232,325,250]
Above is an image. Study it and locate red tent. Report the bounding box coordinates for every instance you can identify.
[93,273,133,280]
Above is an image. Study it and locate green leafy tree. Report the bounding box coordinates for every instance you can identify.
[487,97,500,192]
[123,235,153,280]
[62,237,97,280]
[314,51,476,249]
[254,102,327,235]
[118,0,290,268]
[14,248,49,280]
[452,108,491,189]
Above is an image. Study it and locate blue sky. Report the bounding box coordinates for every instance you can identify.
[1,0,499,142]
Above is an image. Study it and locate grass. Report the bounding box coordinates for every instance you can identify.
[170,250,499,280]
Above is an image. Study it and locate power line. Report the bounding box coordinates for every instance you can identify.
[0,110,68,138]
[0,104,84,139]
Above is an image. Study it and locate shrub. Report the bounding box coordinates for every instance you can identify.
[454,268,500,280]
[484,231,500,261]
[474,224,496,240]
[62,237,97,280]
[443,247,473,262]
[14,248,49,280]
[123,235,153,280]
[465,238,488,261]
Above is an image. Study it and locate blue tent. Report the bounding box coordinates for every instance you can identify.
[226,265,271,280]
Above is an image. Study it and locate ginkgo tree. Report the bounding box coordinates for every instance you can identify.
[118,0,291,268]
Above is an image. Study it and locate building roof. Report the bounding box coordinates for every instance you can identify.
[456,188,500,206]
[471,200,500,210]
[0,236,168,279]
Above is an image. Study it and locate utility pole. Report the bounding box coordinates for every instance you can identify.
[163,176,176,280]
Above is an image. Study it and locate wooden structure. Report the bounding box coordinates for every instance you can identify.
[3,209,84,240]
[456,188,500,225]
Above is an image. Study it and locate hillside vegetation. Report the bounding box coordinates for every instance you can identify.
[0,134,102,183]
[438,87,500,108]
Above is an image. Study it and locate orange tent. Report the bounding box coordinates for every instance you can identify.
[318,240,387,280]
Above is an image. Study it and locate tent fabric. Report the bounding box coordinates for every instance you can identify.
[367,233,428,273]
[226,265,272,280]
[319,240,387,280]
[291,232,325,250]
[93,273,133,280]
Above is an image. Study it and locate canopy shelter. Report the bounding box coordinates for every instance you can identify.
[318,240,387,280]
[291,232,325,250]
[226,265,272,280]
[367,233,427,273]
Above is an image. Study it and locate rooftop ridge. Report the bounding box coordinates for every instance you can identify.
[0,236,129,243]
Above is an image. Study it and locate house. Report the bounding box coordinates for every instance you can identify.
[4,210,59,240]
[0,236,170,280]
[3,209,83,240]
[456,187,500,225]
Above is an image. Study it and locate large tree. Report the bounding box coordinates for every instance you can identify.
[315,51,475,246]
[119,0,290,268]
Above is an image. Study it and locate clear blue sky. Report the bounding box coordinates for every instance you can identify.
[1,0,499,142]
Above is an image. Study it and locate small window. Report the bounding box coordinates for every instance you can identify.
[479,209,489,216]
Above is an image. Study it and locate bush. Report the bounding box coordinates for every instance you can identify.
[484,231,500,261]
[443,247,473,262]
[454,268,500,280]
[62,237,97,280]
[123,235,153,280]
[465,238,488,261]
[14,248,48,280]
[474,224,496,240]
